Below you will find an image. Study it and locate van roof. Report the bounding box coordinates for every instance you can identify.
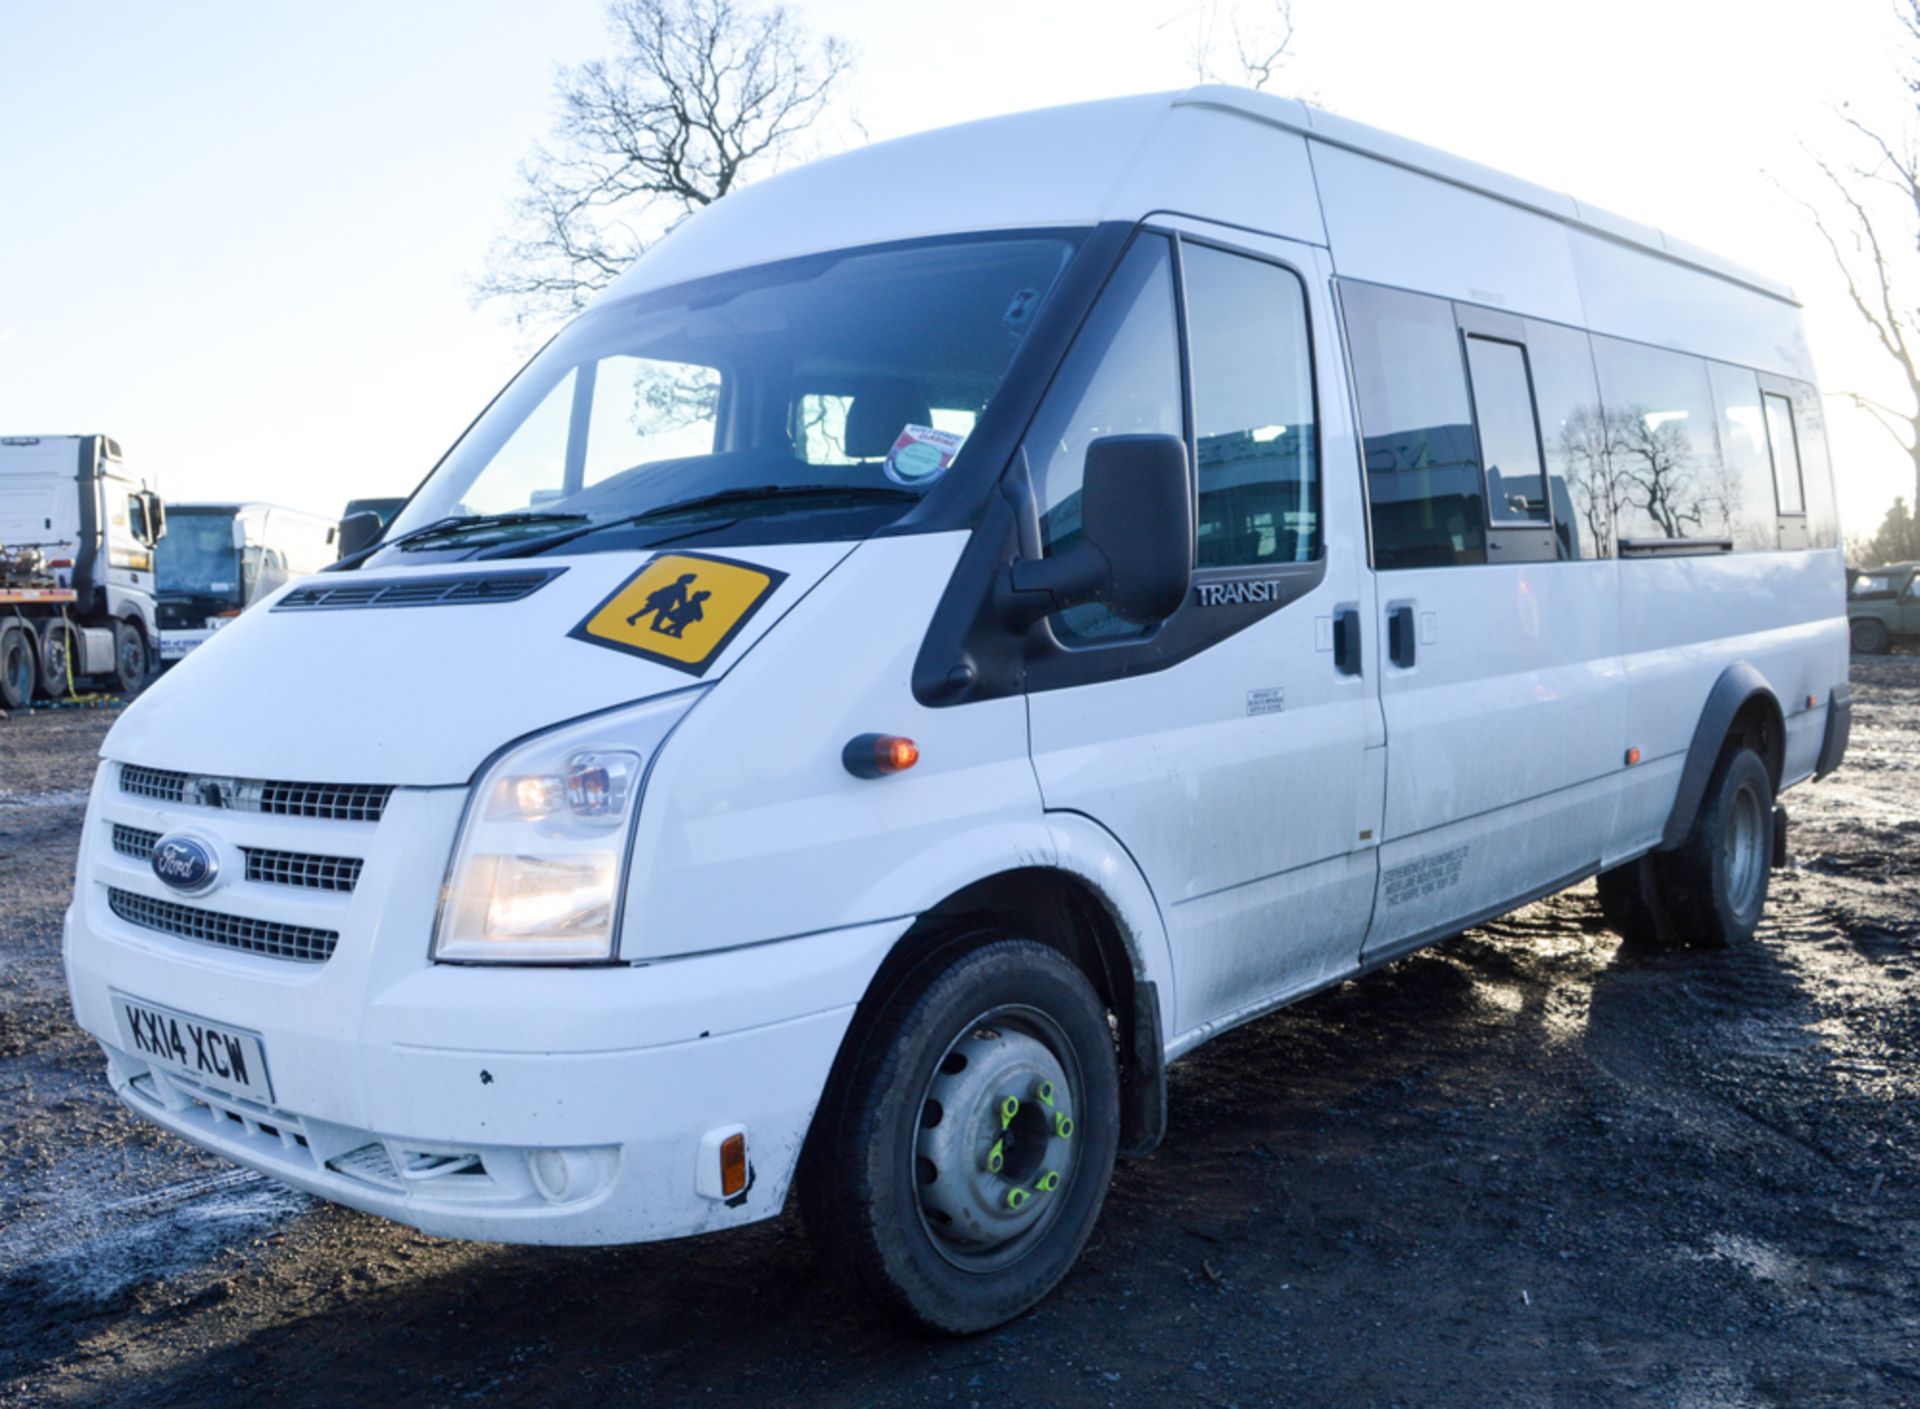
[1176,87,1794,304]
[606,87,1794,309]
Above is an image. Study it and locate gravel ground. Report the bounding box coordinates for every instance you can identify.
[1,662,1916,1408]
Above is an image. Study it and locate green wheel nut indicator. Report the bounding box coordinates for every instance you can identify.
[986,1138,1005,1174]
[1037,1080,1055,1106]
[1036,1170,1061,1193]
[1055,1112,1074,1139]
[999,1095,1019,1128]
[1006,1187,1030,1211]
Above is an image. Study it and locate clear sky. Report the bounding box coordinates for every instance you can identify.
[0,0,1909,543]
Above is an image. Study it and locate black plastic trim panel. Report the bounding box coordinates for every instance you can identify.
[275,569,565,611]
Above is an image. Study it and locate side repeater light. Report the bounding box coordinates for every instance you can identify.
[843,733,919,779]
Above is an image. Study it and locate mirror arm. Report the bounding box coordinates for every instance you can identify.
[999,543,1108,630]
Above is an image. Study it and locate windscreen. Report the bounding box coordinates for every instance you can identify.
[155,512,241,602]
[381,233,1082,558]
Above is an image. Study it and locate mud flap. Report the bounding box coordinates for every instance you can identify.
[1119,979,1166,1159]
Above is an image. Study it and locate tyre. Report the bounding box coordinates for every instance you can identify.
[1655,746,1775,950]
[801,936,1121,1334]
[38,625,77,700]
[0,624,35,709]
[111,620,149,695]
[1595,855,1682,950]
[1851,617,1891,655]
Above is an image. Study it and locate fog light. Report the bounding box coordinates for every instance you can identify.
[527,1147,600,1204]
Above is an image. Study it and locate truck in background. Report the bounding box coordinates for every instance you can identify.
[0,435,164,707]
[156,503,339,665]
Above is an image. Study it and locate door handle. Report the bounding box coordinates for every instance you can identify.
[1333,607,1362,676]
[1387,603,1416,669]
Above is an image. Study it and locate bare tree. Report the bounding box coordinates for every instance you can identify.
[1171,0,1297,92]
[479,0,852,329]
[1789,0,1920,518]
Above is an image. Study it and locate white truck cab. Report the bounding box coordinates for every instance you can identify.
[64,88,1851,1332]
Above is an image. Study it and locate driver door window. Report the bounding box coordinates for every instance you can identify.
[1025,233,1183,644]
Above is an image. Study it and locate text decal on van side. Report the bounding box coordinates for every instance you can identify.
[569,552,787,676]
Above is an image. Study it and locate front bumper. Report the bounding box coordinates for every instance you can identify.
[64,764,905,1244]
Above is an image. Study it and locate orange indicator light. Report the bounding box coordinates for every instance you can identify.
[720,1132,748,1197]
[843,733,920,778]
[1625,747,1641,766]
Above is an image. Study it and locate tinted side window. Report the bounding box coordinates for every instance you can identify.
[1183,244,1319,567]
[1763,392,1805,515]
[1591,338,1729,544]
[1464,337,1548,525]
[1342,283,1485,569]
[1707,363,1784,551]
[1525,318,1610,559]
[1028,233,1183,643]
[1788,382,1840,548]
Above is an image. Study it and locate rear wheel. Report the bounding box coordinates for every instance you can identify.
[38,624,77,700]
[111,620,148,695]
[801,936,1121,1334]
[1851,617,1891,655]
[0,624,35,709]
[1657,747,1774,950]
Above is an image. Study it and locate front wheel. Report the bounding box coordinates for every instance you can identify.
[112,620,149,695]
[801,937,1120,1334]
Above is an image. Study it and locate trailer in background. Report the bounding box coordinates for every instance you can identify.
[156,503,338,665]
[0,435,164,707]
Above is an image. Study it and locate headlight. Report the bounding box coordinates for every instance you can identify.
[433,693,700,964]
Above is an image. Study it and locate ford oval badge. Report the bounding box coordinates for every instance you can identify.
[151,834,218,893]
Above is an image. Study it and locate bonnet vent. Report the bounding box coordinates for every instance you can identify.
[274,569,565,612]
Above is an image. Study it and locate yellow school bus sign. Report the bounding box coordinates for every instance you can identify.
[569,552,787,676]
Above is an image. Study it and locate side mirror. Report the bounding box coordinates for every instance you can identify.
[336,510,383,560]
[145,492,167,544]
[1006,433,1193,627]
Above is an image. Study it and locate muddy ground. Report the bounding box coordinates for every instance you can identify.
[1,662,1916,1408]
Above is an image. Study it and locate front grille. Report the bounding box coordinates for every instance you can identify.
[112,823,159,859]
[118,765,391,823]
[244,846,363,892]
[113,824,362,894]
[275,570,563,612]
[108,887,338,963]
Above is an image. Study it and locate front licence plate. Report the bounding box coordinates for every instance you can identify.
[113,993,274,1104]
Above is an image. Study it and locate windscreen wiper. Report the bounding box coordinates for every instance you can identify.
[475,484,918,560]
[330,510,593,571]
[394,510,589,551]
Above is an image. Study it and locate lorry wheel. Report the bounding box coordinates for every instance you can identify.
[1654,746,1775,951]
[38,625,77,700]
[0,625,36,709]
[1850,618,1890,655]
[801,936,1121,1334]
[1595,856,1683,950]
[112,621,149,694]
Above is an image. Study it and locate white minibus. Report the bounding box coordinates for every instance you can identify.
[65,87,1850,1332]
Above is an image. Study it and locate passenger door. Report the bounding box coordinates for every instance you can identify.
[1338,283,1624,962]
[1025,225,1384,1040]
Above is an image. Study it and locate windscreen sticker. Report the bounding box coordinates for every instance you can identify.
[569,551,786,676]
[884,424,965,486]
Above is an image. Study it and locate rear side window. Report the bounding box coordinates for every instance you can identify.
[1183,244,1319,567]
[1525,318,1611,560]
[1463,337,1548,525]
[1763,392,1805,515]
[1342,283,1486,569]
[1707,363,1785,551]
[1590,337,1729,546]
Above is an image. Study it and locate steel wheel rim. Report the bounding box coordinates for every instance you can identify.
[1724,783,1765,922]
[118,634,142,684]
[911,1003,1084,1274]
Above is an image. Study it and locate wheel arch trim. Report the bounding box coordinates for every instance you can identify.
[1659,661,1785,851]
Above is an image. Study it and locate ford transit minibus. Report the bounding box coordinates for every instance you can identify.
[65,87,1851,1332]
